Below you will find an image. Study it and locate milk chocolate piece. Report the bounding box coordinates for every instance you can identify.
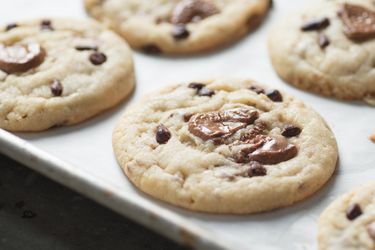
[339,4,375,41]
[171,0,219,24]
[188,108,259,141]
[346,203,363,220]
[0,43,45,73]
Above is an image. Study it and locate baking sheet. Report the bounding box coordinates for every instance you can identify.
[1,0,374,249]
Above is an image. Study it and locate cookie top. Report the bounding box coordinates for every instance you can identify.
[0,18,135,131]
[268,0,375,104]
[318,182,375,250]
[84,0,271,54]
[112,78,338,214]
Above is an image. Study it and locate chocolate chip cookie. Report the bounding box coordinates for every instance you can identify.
[84,0,272,54]
[268,0,375,105]
[318,182,375,250]
[0,18,135,131]
[112,78,338,213]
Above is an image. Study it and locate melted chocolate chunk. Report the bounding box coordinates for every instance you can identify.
[172,24,190,40]
[301,17,330,31]
[5,23,18,31]
[367,222,375,241]
[319,33,330,48]
[338,4,375,41]
[249,85,265,94]
[142,44,162,54]
[156,124,171,144]
[183,113,194,122]
[171,0,219,24]
[22,210,37,219]
[75,45,98,51]
[0,43,45,73]
[281,125,302,138]
[188,82,205,90]
[41,20,54,31]
[266,89,283,102]
[188,108,259,141]
[89,52,107,65]
[346,203,363,220]
[50,80,63,96]
[246,136,298,165]
[247,161,267,177]
[198,87,215,97]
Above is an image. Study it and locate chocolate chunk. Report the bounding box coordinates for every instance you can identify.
[50,80,63,96]
[75,45,98,51]
[346,203,363,220]
[266,89,283,102]
[301,17,330,31]
[249,85,265,94]
[338,4,375,41]
[247,161,267,177]
[188,82,205,90]
[247,136,298,165]
[188,108,259,141]
[156,124,171,144]
[183,113,194,122]
[319,33,330,48]
[367,222,375,241]
[171,0,219,24]
[142,44,162,54]
[22,210,37,219]
[89,52,107,65]
[172,24,190,40]
[281,125,302,138]
[0,43,45,73]
[41,19,54,31]
[5,23,18,31]
[198,87,215,97]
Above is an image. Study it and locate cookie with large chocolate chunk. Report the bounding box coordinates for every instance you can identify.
[0,18,135,131]
[268,0,375,105]
[318,182,375,250]
[84,0,272,54]
[112,78,338,214]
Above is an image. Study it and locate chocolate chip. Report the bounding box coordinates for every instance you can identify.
[367,222,375,241]
[301,17,330,31]
[15,201,25,209]
[319,33,330,48]
[249,85,265,94]
[41,20,54,31]
[172,24,190,40]
[89,52,107,65]
[266,89,283,102]
[5,23,18,31]
[247,161,267,177]
[281,125,302,138]
[22,210,37,219]
[50,80,63,96]
[171,0,219,24]
[156,124,171,144]
[346,203,363,220]
[183,113,194,122]
[75,45,98,51]
[198,87,215,97]
[142,44,162,54]
[188,82,205,90]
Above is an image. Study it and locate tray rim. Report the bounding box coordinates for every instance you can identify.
[0,128,241,250]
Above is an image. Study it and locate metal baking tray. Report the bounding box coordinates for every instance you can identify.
[1,0,374,249]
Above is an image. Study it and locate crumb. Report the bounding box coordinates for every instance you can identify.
[370,134,375,143]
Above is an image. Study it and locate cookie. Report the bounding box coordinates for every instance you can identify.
[318,182,375,250]
[112,78,338,214]
[0,18,135,132]
[84,0,272,54]
[268,0,375,105]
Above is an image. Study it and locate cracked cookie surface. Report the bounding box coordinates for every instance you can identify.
[0,18,135,131]
[268,0,375,105]
[112,78,338,214]
[318,182,375,250]
[84,0,271,54]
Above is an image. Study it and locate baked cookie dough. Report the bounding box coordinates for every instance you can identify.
[0,18,135,132]
[112,78,338,214]
[318,182,375,250]
[268,0,375,105]
[84,0,272,54]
